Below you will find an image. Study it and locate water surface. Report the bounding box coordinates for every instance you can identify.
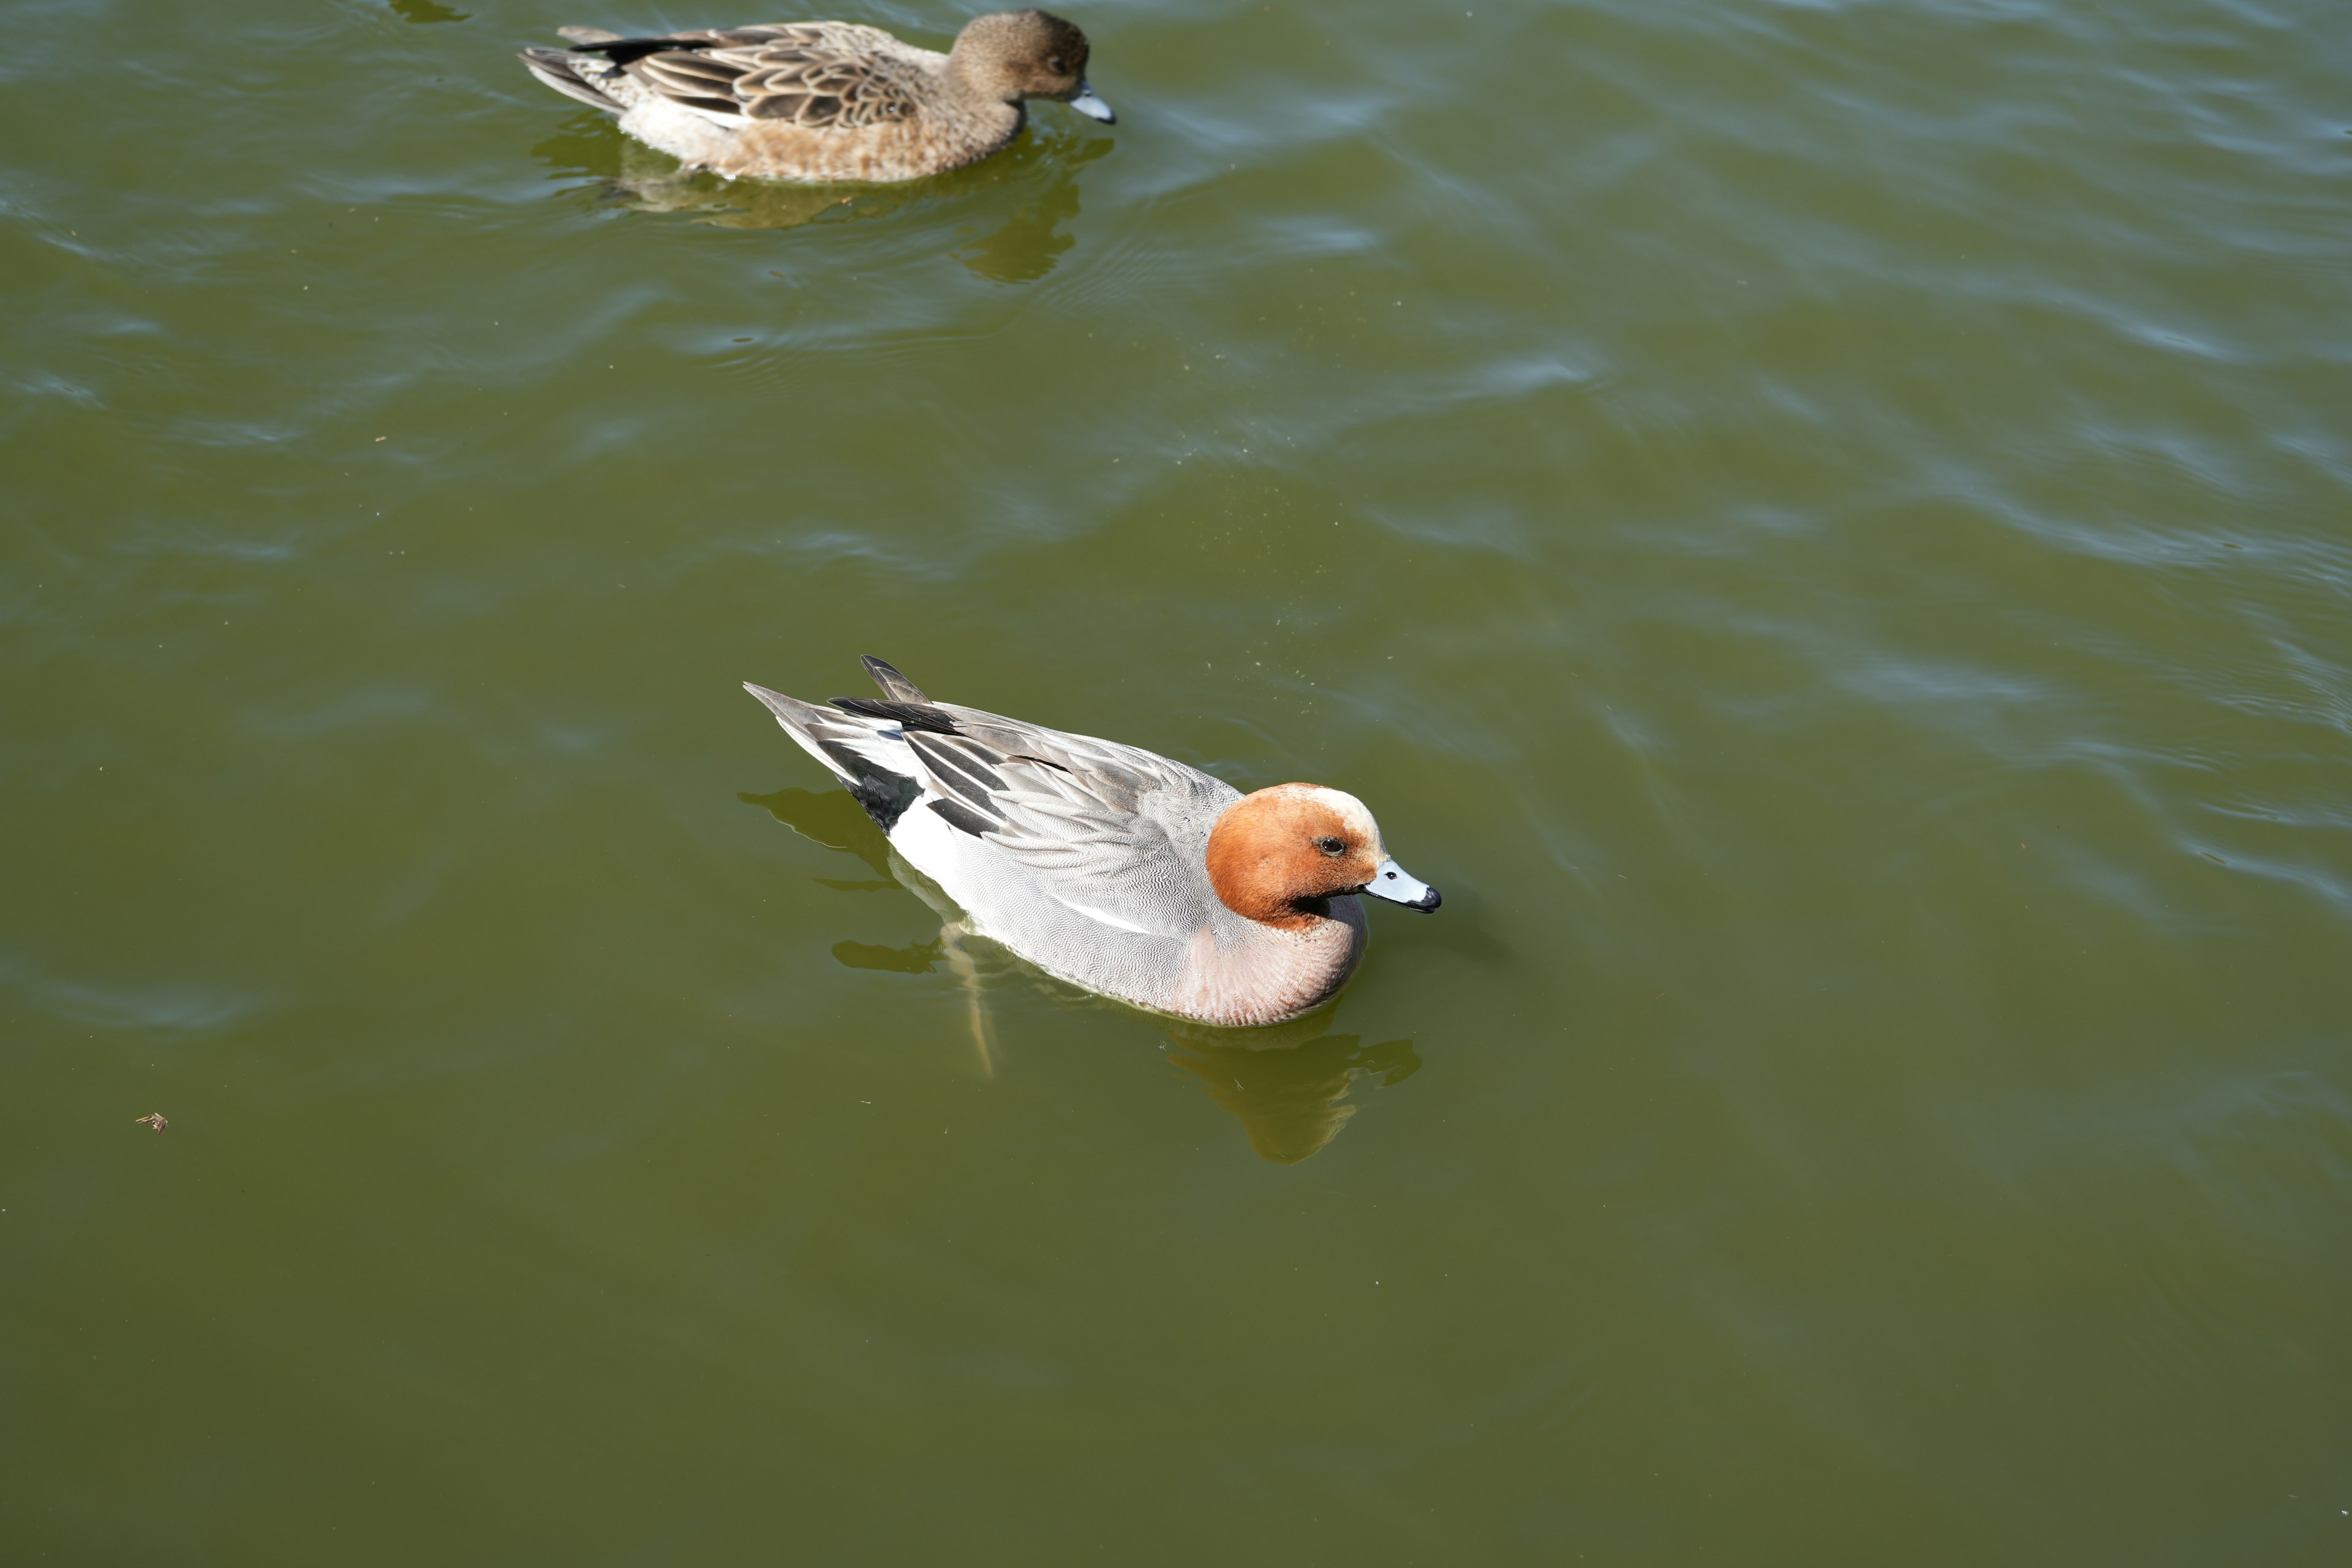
[4,0,2350,1561]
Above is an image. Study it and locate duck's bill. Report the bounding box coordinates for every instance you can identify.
[1065,82,1116,123]
[1362,858,1441,912]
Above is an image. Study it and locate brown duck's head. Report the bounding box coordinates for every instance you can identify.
[1205,783,1441,931]
[950,10,1115,121]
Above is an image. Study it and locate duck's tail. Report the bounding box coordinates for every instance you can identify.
[518,45,627,114]
[859,654,929,703]
[744,657,933,831]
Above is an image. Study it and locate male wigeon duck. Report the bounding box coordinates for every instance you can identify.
[519,10,1112,184]
[745,658,1441,1028]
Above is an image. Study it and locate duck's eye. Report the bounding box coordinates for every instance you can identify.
[1316,835,1346,856]
[1048,55,1066,74]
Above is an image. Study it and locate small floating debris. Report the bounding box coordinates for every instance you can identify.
[134,1112,168,1133]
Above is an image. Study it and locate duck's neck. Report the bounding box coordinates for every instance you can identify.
[1172,899,1368,1028]
[941,51,1020,111]
[935,67,1023,137]
[1218,889,1328,932]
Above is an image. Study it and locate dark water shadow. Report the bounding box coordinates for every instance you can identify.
[1161,1012,1422,1165]
[834,937,942,973]
[739,786,1425,1158]
[955,135,1111,283]
[388,0,468,21]
[532,115,1108,271]
[741,785,894,876]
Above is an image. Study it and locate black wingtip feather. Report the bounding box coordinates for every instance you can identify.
[832,697,959,735]
[928,798,998,839]
[567,32,702,65]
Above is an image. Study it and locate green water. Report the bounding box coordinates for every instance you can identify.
[6,0,2351,1560]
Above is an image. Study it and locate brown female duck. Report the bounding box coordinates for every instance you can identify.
[519,10,1112,183]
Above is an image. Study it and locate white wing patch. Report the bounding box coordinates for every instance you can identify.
[1052,895,1158,936]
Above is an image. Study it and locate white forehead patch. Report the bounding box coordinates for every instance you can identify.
[1303,786,1381,846]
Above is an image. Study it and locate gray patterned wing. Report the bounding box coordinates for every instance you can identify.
[883,706,1238,940]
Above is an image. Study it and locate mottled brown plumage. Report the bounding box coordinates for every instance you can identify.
[519,11,1112,183]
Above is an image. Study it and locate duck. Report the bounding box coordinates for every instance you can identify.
[519,10,1112,184]
[744,658,1441,1028]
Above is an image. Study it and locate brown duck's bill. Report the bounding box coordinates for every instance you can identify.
[1065,82,1115,123]
[1362,858,1441,912]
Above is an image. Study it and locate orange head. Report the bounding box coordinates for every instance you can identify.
[1205,783,1440,930]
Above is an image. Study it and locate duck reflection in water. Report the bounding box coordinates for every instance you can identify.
[741,784,1422,1161]
[532,116,1107,279]
[1159,1012,1420,1164]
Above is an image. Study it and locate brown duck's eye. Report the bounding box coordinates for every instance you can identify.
[1048,56,1066,73]
[1316,835,1346,856]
